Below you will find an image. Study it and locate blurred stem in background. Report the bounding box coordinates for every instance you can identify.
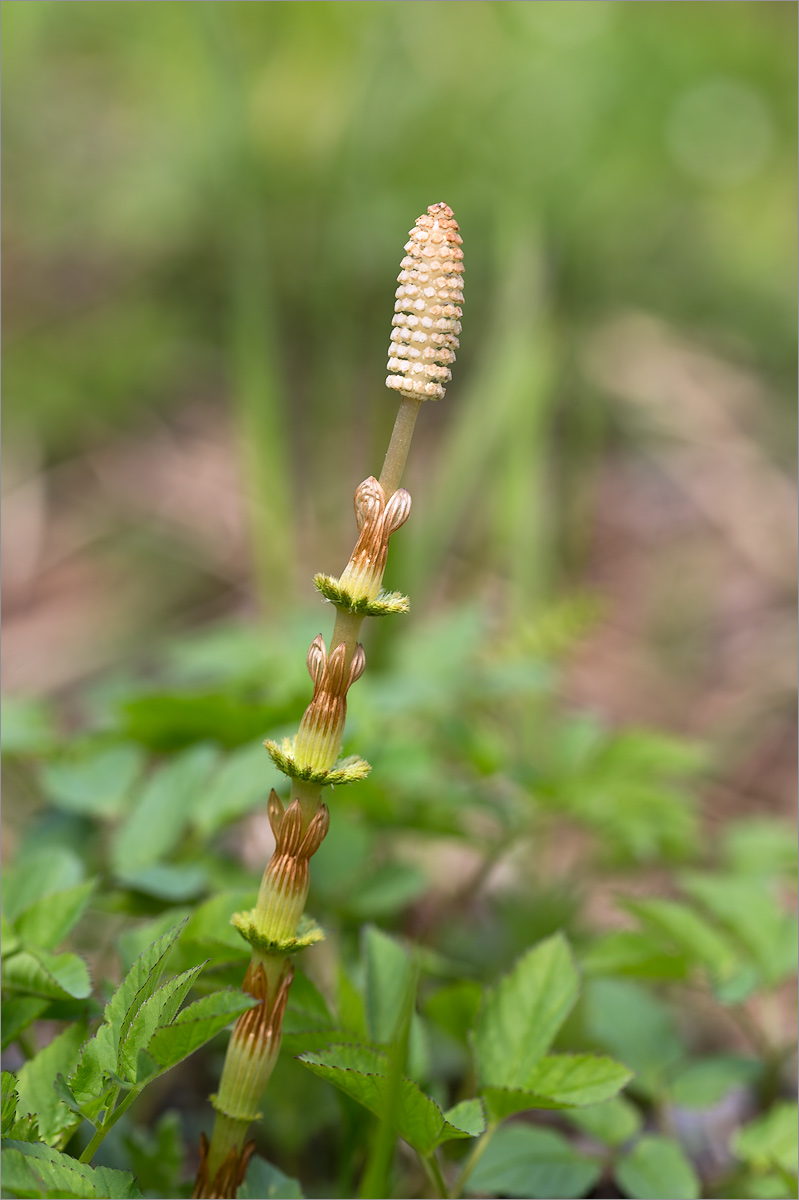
[198,5,293,613]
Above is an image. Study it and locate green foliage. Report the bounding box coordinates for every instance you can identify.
[615,1135,701,1200]
[473,934,579,1089]
[3,608,796,1198]
[466,1123,601,1199]
[1,1139,143,1199]
[298,1044,484,1157]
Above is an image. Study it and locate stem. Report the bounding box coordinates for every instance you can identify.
[452,1123,499,1199]
[329,607,366,671]
[421,1150,450,1199]
[78,1088,139,1164]
[379,394,423,497]
[206,1111,250,1181]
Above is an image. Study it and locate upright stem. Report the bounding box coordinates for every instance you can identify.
[380,394,423,497]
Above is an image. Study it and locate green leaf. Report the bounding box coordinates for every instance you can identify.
[2,948,92,1000]
[424,980,483,1045]
[2,1072,19,1137]
[623,897,741,982]
[147,989,256,1071]
[3,847,84,923]
[616,1135,700,1200]
[722,818,799,880]
[14,880,97,951]
[669,1056,761,1109]
[40,744,145,818]
[122,1110,183,1198]
[473,934,578,1088]
[467,1123,601,1199]
[1,1139,143,1198]
[181,889,259,954]
[238,1154,305,1198]
[107,921,187,1048]
[112,744,218,874]
[192,742,280,835]
[118,962,205,1083]
[581,930,689,981]
[733,1103,799,1175]
[482,1053,632,1120]
[117,909,195,972]
[681,873,798,987]
[298,1043,480,1155]
[567,1095,643,1146]
[1,696,58,756]
[364,925,413,1045]
[121,692,282,755]
[116,862,208,901]
[70,920,187,1099]
[15,1021,87,1146]
[582,979,685,1099]
[1,997,49,1050]
[443,1098,485,1139]
[346,862,428,919]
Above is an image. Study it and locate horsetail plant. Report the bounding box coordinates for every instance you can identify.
[193,203,464,1199]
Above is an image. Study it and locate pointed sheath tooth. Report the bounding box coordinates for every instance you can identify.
[386,203,463,402]
[348,643,367,687]
[267,789,285,839]
[306,635,327,687]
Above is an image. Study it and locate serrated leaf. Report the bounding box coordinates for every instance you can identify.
[69,1023,118,1107]
[15,1021,88,1146]
[473,934,578,1089]
[14,880,98,952]
[298,1043,480,1155]
[2,948,92,1000]
[1,997,49,1050]
[482,1053,632,1120]
[118,962,205,1083]
[567,1096,642,1146]
[443,1098,485,1138]
[108,921,187,1049]
[733,1103,799,1175]
[616,1135,700,1199]
[112,744,218,874]
[147,989,256,1071]
[40,744,145,818]
[68,921,188,1101]
[238,1154,305,1198]
[1,1139,143,1198]
[3,847,84,923]
[467,1122,600,1199]
[2,1072,19,1136]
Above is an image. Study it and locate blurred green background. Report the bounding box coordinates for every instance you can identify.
[2,0,796,791]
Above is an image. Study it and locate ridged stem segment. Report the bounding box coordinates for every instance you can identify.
[195,204,462,1199]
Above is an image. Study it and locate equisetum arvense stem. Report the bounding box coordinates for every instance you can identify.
[194,204,463,1199]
